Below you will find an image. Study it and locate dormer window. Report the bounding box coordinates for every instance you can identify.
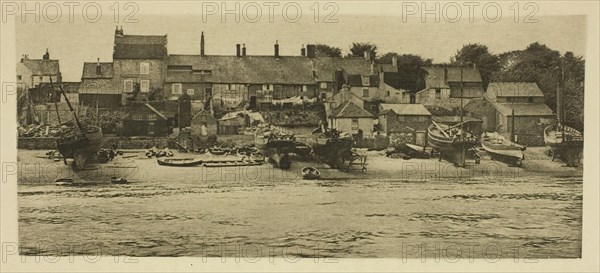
[361,75,370,86]
[140,62,150,74]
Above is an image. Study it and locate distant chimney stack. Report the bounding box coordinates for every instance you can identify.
[274,40,280,58]
[392,54,398,67]
[200,31,205,56]
[443,65,448,82]
[242,43,246,56]
[96,58,102,75]
[236,44,241,58]
[301,45,306,56]
[364,51,371,61]
[306,44,316,58]
[42,48,49,60]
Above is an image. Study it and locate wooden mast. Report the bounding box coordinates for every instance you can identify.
[50,77,83,131]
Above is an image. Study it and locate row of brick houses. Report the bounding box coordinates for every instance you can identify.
[17,27,559,145]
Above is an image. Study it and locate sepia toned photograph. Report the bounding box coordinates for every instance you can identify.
[2,1,599,271]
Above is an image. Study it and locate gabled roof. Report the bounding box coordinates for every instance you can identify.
[493,103,554,116]
[487,82,544,97]
[168,55,316,84]
[346,74,379,87]
[82,62,113,79]
[422,66,482,88]
[20,59,60,75]
[311,57,373,81]
[114,34,167,59]
[380,103,431,116]
[144,103,167,120]
[433,116,482,123]
[333,100,374,118]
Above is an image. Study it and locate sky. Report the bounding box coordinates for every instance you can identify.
[14,1,587,82]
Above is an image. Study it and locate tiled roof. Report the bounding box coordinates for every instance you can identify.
[165,71,212,83]
[493,103,554,116]
[21,59,59,75]
[168,55,317,84]
[487,82,544,97]
[311,57,373,81]
[346,74,379,87]
[333,100,374,118]
[82,62,114,79]
[114,34,167,59]
[380,103,431,116]
[422,66,482,88]
[377,64,398,73]
[433,116,482,123]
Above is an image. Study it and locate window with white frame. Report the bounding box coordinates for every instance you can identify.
[320,82,327,89]
[172,83,182,94]
[147,113,157,120]
[361,76,370,86]
[140,80,150,93]
[186,89,194,95]
[302,85,308,92]
[124,79,134,93]
[140,62,150,74]
[351,118,359,130]
[132,113,144,120]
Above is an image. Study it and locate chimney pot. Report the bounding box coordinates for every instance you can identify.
[274,41,280,58]
[242,43,246,56]
[200,31,205,56]
[301,44,306,56]
[236,44,241,58]
[96,58,102,75]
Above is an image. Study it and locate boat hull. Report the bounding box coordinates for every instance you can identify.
[481,133,525,166]
[544,125,583,167]
[157,158,203,167]
[56,126,103,170]
[309,137,353,168]
[428,126,477,167]
[254,135,296,169]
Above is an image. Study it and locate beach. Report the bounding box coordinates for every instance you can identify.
[17,148,583,258]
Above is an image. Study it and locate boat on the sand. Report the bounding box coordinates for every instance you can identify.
[301,166,321,180]
[481,132,525,166]
[156,157,203,167]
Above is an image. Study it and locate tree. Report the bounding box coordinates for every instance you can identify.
[348,42,377,59]
[315,44,342,57]
[561,51,585,131]
[451,43,501,89]
[376,52,433,91]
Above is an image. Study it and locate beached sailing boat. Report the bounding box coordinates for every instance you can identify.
[427,67,478,167]
[544,64,583,167]
[481,132,525,166]
[50,78,103,170]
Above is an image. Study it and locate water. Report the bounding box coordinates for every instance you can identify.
[17,150,582,259]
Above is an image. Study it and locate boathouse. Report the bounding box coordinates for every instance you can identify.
[492,103,555,146]
[122,103,169,137]
[378,103,431,146]
[191,109,218,136]
[415,65,484,107]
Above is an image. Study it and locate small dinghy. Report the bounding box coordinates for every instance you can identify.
[156,158,203,167]
[301,167,321,180]
[481,132,526,166]
[208,147,227,155]
[54,178,73,186]
[110,177,128,184]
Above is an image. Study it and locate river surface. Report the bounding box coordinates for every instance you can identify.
[17,150,582,259]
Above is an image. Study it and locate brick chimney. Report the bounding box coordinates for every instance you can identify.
[200,31,205,56]
[242,43,246,56]
[236,44,241,58]
[392,54,398,67]
[96,58,102,75]
[364,51,371,61]
[274,40,279,58]
[301,45,306,56]
[443,65,448,82]
[42,48,49,60]
[306,44,316,58]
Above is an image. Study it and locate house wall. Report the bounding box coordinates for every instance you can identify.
[16,62,33,89]
[464,99,497,132]
[164,82,211,101]
[497,114,554,146]
[122,104,168,137]
[79,94,122,109]
[379,83,410,103]
[113,59,164,96]
[495,97,545,104]
[333,117,373,135]
[349,86,380,101]
[191,113,218,136]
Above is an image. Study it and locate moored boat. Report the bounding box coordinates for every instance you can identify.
[481,132,525,166]
[110,177,128,184]
[156,157,203,167]
[428,121,478,167]
[301,166,321,180]
[544,124,583,167]
[307,128,353,168]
